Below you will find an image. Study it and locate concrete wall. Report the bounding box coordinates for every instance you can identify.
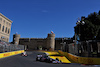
[18,33,56,50]
[19,38,47,50]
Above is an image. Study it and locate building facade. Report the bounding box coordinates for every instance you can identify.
[0,13,12,42]
[12,32,73,51]
[13,33,55,50]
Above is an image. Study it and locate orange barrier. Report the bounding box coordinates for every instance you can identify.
[0,50,24,59]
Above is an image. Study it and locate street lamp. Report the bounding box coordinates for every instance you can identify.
[76,19,85,41]
[75,18,85,56]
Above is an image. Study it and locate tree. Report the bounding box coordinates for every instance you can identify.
[74,11,100,41]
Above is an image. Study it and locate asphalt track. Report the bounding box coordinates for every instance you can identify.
[0,51,96,67]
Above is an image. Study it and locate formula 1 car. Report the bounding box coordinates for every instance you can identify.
[46,55,63,64]
[52,58,62,64]
[36,54,43,61]
[40,55,49,62]
[21,52,27,56]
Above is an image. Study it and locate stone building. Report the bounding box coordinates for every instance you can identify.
[13,33,20,45]
[12,32,73,51]
[0,13,12,42]
[19,38,47,50]
[13,33,55,50]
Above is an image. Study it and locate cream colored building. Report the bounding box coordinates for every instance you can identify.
[0,13,12,42]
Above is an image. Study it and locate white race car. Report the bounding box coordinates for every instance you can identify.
[21,52,27,56]
[52,58,62,64]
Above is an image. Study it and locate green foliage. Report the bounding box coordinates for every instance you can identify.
[74,10,100,40]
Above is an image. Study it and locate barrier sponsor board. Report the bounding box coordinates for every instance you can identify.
[58,50,100,65]
[0,50,24,59]
[44,52,59,55]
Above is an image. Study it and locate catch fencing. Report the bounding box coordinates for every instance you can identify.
[0,40,24,53]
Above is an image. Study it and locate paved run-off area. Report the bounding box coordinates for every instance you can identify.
[44,51,71,63]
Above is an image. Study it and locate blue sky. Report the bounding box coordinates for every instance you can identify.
[0,0,100,42]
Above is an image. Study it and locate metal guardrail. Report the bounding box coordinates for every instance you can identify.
[0,40,24,53]
[65,41,100,57]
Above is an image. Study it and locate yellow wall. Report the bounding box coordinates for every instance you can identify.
[0,50,24,59]
[58,50,100,65]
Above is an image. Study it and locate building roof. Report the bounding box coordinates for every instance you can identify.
[0,13,13,23]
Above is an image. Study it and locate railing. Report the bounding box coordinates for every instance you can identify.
[0,40,24,53]
[63,40,100,57]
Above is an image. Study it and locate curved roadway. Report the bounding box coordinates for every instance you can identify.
[0,51,94,67]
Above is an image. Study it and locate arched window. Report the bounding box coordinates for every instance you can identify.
[0,24,1,30]
[5,27,7,33]
[2,26,4,32]
[0,18,2,23]
[8,29,10,34]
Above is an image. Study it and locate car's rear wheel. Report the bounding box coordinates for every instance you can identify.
[36,58,38,61]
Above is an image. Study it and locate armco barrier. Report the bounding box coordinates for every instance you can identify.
[0,50,24,59]
[58,50,100,65]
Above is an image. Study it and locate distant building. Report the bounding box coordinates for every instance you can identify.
[13,33,55,51]
[0,13,12,42]
[13,33,20,45]
[55,37,73,51]
[12,32,73,51]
